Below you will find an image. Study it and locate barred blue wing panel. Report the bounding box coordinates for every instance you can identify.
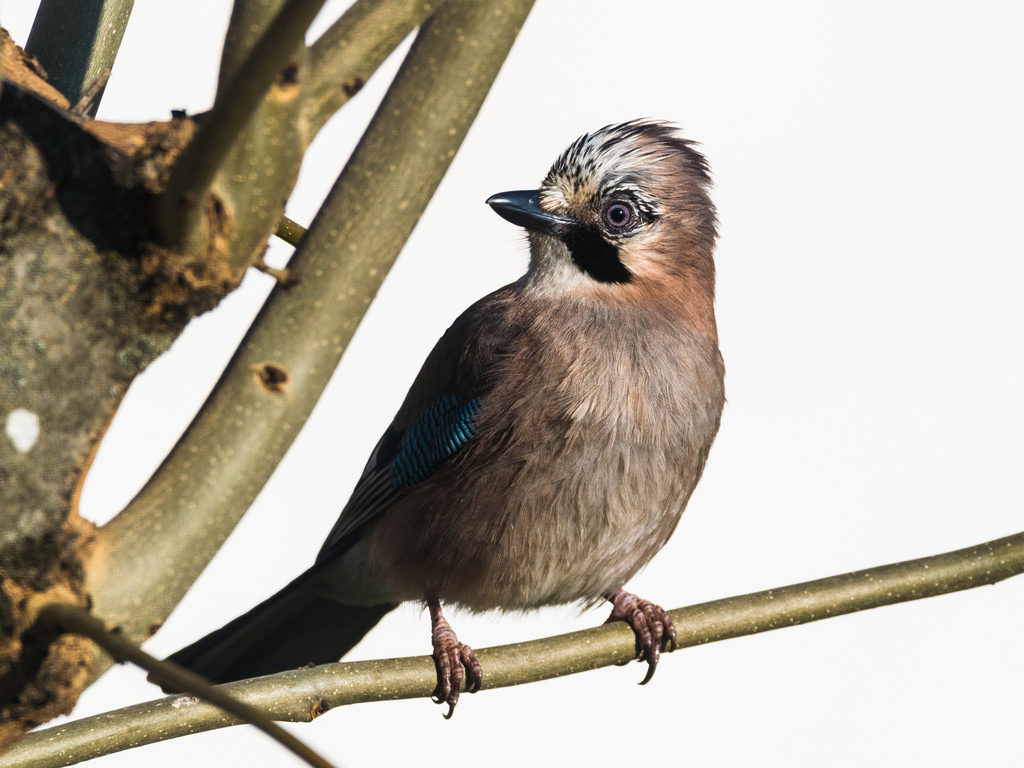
[389,395,480,488]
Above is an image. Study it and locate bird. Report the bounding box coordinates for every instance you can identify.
[163,119,725,717]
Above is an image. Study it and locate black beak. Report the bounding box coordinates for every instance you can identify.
[486,190,574,237]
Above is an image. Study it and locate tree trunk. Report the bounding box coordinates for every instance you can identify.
[0,33,223,749]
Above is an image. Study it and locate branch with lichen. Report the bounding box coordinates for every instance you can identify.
[10,531,1023,768]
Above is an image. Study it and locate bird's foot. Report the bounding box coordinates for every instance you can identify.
[603,588,677,684]
[428,600,482,719]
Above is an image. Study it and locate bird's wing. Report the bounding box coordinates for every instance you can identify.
[315,394,481,559]
[315,286,515,563]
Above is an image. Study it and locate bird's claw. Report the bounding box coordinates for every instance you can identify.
[604,589,677,684]
[429,603,482,718]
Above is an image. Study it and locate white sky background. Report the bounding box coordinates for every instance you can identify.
[3,1,1024,765]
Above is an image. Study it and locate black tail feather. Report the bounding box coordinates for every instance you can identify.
[160,569,396,690]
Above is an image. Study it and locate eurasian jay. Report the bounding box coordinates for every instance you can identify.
[165,120,725,717]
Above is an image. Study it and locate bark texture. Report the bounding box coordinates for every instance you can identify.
[0,32,225,749]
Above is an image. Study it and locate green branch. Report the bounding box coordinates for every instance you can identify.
[26,604,337,768]
[155,0,326,254]
[305,0,436,137]
[24,0,134,114]
[274,214,307,246]
[12,531,1023,768]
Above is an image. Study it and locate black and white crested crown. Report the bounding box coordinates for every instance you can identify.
[543,119,711,199]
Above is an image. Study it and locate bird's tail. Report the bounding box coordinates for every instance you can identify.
[160,568,396,690]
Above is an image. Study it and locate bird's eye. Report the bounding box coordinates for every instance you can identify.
[602,200,636,231]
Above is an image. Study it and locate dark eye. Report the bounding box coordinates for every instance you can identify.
[603,200,636,230]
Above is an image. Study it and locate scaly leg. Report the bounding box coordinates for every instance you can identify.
[428,599,482,718]
[603,588,677,684]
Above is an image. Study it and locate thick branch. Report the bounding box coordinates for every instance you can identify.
[10,531,1022,767]
[0,74,207,752]
[89,0,534,676]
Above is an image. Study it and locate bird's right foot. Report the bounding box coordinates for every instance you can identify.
[603,588,677,684]
[428,600,482,718]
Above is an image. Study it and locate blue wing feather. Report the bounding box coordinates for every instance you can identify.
[317,394,481,560]
[316,284,514,563]
[389,395,480,488]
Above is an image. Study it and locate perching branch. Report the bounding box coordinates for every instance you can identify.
[13,531,1023,768]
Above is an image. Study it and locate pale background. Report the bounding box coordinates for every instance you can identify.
[3,1,1023,765]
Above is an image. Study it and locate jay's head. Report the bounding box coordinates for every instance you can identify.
[487,120,718,317]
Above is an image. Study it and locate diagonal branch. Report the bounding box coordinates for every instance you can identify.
[28,604,337,768]
[14,531,1023,768]
[304,0,436,137]
[24,0,134,115]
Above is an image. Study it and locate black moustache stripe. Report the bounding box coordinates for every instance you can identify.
[562,227,632,284]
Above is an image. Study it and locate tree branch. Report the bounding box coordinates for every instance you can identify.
[27,604,337,768]
[274,214,307,246]
[304,0,435,137]
[13,531,1023,768]
[155,0,326,256]
[24,0,134,115]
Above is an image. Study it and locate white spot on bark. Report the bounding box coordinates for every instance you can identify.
[6,409,40,452]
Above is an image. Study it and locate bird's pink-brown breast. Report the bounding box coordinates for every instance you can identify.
[370,290,724,611]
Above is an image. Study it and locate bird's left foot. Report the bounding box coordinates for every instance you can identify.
[603,588,677,684]
[428,600,482,719]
